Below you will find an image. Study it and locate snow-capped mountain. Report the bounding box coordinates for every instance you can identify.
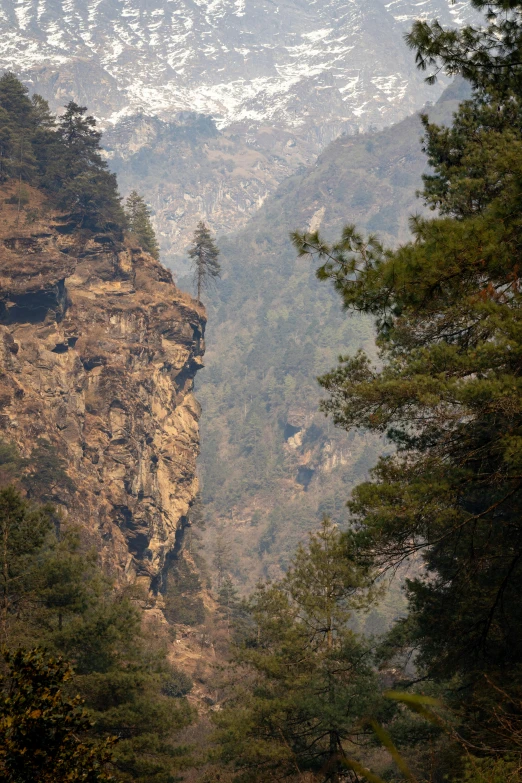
[0,1,477,259]
[2,0,474,135]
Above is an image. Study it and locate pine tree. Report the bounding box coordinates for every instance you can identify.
[124,190,160,259]
[217,575,241,637]
[47,101,124,230]
[214,518,380,781]
[292,0,522,757]
[0,648,114,783]
[0,73,38,209]
[0,74,125,233]
[0,479,195,782]
[0,487,53,645]
[188,221,220,303]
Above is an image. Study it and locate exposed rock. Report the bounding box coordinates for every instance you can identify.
[0,188,205,589]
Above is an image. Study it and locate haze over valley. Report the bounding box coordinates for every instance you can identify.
[1,2,519,781]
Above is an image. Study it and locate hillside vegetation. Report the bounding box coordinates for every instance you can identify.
[194,79,470,592]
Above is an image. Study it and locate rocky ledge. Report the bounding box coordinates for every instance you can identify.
[0,188,206,590]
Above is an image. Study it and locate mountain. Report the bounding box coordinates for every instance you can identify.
[2,1,476,256]
[103,110,315,269]
[1,0,472,132]
[192,79,470,591]
[0,1,473,592]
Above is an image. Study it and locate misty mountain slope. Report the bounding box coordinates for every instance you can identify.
[194,79,469,589]
[103,111,316,267]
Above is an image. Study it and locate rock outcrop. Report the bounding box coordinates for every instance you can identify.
[0,187,206,590]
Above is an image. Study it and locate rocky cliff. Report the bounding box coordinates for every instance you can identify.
[0,185,206,591]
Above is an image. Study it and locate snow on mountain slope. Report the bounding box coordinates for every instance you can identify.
[1,0,474,134]
[0,0,477,258]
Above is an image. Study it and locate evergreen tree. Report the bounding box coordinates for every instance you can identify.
[0,486,53,645]
[214,518,380,781]
[0,479,195,782]
[124,191,160,259]
[217,575,242,637]
[0,73,38,207]
[292,0,522,757]
[0,648,114,783]
[46,102,124,230]
[0,74,124,233]
[188,221,220,303]
[163,554,205,626]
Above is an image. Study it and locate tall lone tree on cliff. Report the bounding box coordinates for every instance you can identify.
[189,221,220,303]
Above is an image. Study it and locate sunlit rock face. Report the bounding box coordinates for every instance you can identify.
[0,187,206,589]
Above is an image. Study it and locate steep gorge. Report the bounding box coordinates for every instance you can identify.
[0,185,206,591]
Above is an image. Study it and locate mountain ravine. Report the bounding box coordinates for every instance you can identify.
[0,185,206,591]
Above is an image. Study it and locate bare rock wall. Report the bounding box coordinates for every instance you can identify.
[0,193,206,589]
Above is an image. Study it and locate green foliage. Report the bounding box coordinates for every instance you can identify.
[0,648,114,783]
[161,668,193,699]
[405,0,522,94]
[124,190,159,259]
[214,518,381,781]
[163,554,205,626]
[188,220,220,302]
[0,72,124,232]
[189,81,467,594]
[0,486,53,644]
[0,440,23,487]
[457,756,522,783]
[49,101,124,230]
[0,482,195,782]
[291,0,522,764]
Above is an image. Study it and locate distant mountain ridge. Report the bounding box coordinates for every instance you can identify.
[1,1,477,258]
[3,0,473,136]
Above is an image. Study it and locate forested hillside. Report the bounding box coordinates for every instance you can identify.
[204,1,522,779]
[194,79,470,590]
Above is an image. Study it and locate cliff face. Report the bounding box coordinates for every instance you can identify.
[0,188,206,590]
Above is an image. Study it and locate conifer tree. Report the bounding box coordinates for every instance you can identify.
[124,190,160,259]
[217,575,241,637]
[0,487,53,645]
[46,101,124,230]
[188,221,220,303]
[215,518,380,781]
[292,0,522,757]
[0,73,38,205]
[0,648,114,783]
[0,477,195,782]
